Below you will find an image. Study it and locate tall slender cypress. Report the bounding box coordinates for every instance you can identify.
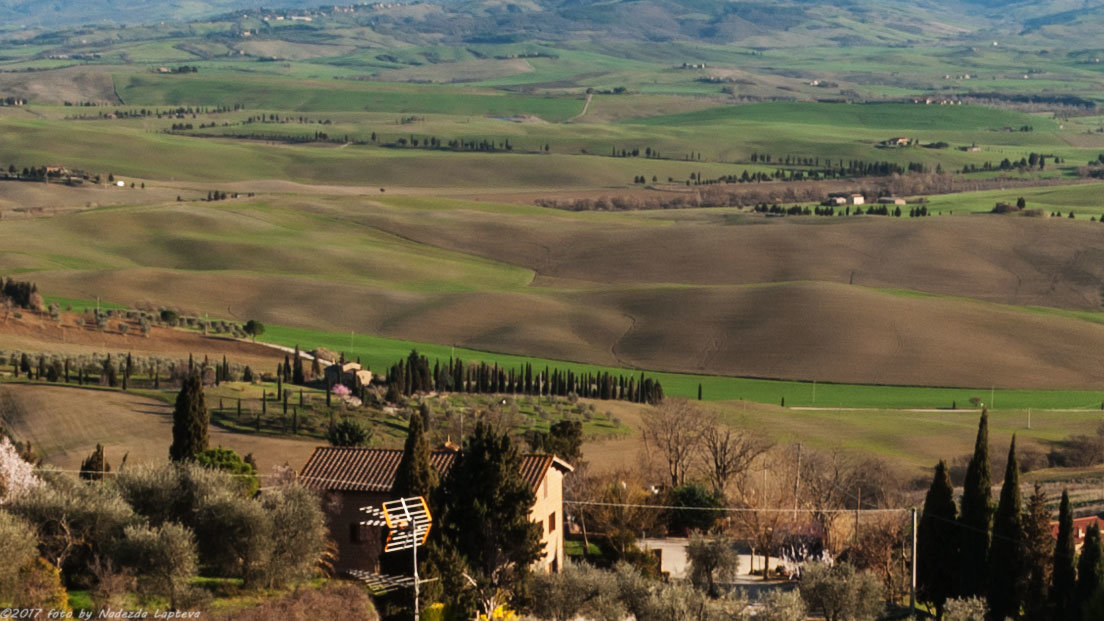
[393,411,437,500]
[959,408,992,597]
[1077,523,1104,620]
[918,460,958,619]
[987,436,1025,621]
[292,346,305,384]
[169,372,209,461]
[1051,490,1077,620]
[1023,484,1053,621]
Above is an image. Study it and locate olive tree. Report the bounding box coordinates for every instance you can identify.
[798,562,884,621]
[115,522,197,609]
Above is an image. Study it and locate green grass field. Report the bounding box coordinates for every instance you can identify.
[715,402,1104,473]
[246,324,1104,410]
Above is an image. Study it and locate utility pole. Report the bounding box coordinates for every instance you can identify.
[793,443,802,518]
[910,507,917,613]
[412,523,420,621]
[854,487,861,544]
[1027,408,1031,430]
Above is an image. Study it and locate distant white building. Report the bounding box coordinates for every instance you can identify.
[850,194,865,205]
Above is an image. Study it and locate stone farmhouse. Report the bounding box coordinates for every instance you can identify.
[299,444,574,575]
[324,361,373,390]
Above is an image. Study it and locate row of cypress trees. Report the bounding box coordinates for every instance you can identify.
[918,409,1104,620]
[384,350,664,405]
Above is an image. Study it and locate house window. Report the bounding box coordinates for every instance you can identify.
[548,512,556,534]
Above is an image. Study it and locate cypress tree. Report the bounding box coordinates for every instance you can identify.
[292,346,305,384]
[1077,522,1104,620]
[433,422,542,616]
[102,354,117,387]
[393,410,437,499]
[987,436,1025,621]
[79,443,110,481]
[1023,484,1053,620]
[169,372,209,461]
[959,408,992,597]
[283,354,292,383]
[1052,490,1077,619]
[419,401,432,428]
[918,460,958,619]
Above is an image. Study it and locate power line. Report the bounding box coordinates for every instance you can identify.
[564,499,909,514]
[33,466,279,479]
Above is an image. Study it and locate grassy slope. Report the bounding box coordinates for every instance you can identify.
[0,383,320,472]
[117,73,588,120]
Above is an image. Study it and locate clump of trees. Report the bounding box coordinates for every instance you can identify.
[0,451,329,612]
[917,409,1104,620]
[1,277,43,310]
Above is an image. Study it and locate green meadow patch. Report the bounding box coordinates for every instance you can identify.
[255,323,1104,410]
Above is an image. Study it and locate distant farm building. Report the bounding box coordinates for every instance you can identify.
[325,361,373,390]
[877,197,907,206]
[850,194,866,205]
[823,196,848,206]
[879,137,910,148]
[299,445,573,575]
[1052,514,1104,553]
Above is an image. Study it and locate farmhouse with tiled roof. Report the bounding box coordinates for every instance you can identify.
[299,445,573,575]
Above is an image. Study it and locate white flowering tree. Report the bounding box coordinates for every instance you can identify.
[0,437,39,503]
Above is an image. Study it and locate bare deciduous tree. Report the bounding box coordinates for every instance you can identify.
[799,448,858,554]
[729,450,798,580]
[641,399,708,487]
[700,419,772,498]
